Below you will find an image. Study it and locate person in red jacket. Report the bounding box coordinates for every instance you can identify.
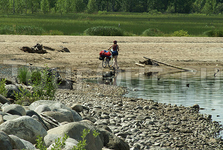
[109,40,119,69]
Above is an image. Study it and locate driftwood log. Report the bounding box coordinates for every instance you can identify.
[143,57,192,72]
[19,44,70,54]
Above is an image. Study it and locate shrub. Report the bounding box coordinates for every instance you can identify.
[0,25,14,34]
[49,30,64,35]
[172,30,189,37]
[15,66,59,105]
[142,28,163,36]
[17,67,31,85]
[84,26,124,36]
[204,30,223,37]
[15,25,45,35]
[98,11,107,15]
[0,78,7,97]
[0,25,45,35]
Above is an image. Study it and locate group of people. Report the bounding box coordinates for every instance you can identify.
[108,40,119,69]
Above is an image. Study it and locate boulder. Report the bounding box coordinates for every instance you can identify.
[34,104,51,114]
[29,100,82,122]
[0,131,12,150]
[0,116,47,144]
[42,111,72,123]
[9,135,35,150]
[0,94,10,104]
[46,120,103,150]
[5,84,20,98]
[26,110,49,130]
[99,129,130,150]
[2,104,26,116]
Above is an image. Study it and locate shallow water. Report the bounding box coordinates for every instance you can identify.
[100,69,223,134]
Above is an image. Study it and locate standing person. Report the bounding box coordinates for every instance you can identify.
[109,40,119,69]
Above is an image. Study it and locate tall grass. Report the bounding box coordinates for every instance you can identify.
[0,13,223,36]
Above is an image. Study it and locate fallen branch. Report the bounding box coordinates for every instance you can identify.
[143,57,192,72]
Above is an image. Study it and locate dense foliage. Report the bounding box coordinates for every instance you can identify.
[1,0,223,15]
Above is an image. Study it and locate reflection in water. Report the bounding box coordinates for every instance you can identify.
[115,71,223,127]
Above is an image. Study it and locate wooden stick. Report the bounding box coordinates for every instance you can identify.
[143,57,192,72]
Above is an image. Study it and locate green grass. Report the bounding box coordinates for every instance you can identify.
[0,13,223,36]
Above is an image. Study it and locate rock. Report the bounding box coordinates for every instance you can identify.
[99,128,130,150]
[71,103,84,112]
[0,131,12,150]
[2,104,26,116]
[47,136,78,149]
[5,84,20,99]
[9,135,35,150]
[0,94,10,104]
[0,115,4,125]
[58,79,74,90]
[34,105,51,114]
[42,111,72,123]
[0,116,47,144]
[46,120,103,150]
[26,110,49,130]
[29,100,82,122]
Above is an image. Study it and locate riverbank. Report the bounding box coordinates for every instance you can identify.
[1,35,223,149]
[55,81,223,149]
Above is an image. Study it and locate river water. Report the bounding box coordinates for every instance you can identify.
[102,69,223,131]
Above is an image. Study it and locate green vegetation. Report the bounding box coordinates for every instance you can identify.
[36,129,100,150]
[141,28,164,36]
[84,26,124,36]
[14,66,59,105]
[0,13,223,36]
[0,78,7,97]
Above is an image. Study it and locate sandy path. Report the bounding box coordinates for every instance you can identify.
[1,35,223,77]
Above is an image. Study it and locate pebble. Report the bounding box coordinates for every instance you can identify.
[55,82,223,149]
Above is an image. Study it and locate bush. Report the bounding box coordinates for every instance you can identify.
[84,26,124,36]
[49,30,64,35]
[0,25,45,35]
[0,78,7,97]
[17,67,31,85]
[15,66,59,105]
[0,25,14,34]
[172,30,189,37]
[204,30,223,37]
[142,28,163,36]
[15,25,45,35]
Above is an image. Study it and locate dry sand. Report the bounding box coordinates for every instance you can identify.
[1,35,223,78]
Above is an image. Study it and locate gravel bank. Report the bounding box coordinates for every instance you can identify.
[55,81,223,150]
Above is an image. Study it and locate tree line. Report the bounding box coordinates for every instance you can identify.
[1,0,223,15]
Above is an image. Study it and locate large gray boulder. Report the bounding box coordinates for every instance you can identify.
[9,135,35,150]
[29,100,82,122]
[2,104,26,116]
[5,84,20,98]
[45,120,103,150]
[34,104,51,114]
[0,131,12,150]
[42,111,72,123]
[45,134,78,149]
[99,129,130,150]
[0,116,47,144]
[0,94,10,104]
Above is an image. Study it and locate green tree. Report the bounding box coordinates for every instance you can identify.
[0,0,10,13]
[215,2,223,14]
[56,0,66,14]
[87,0,97,13]
[41,0,50,14]
[65,0,75,13]
[73,0,86,12]
[192,0,206,13]
[202,0,216,14]
[27,0,40,14]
